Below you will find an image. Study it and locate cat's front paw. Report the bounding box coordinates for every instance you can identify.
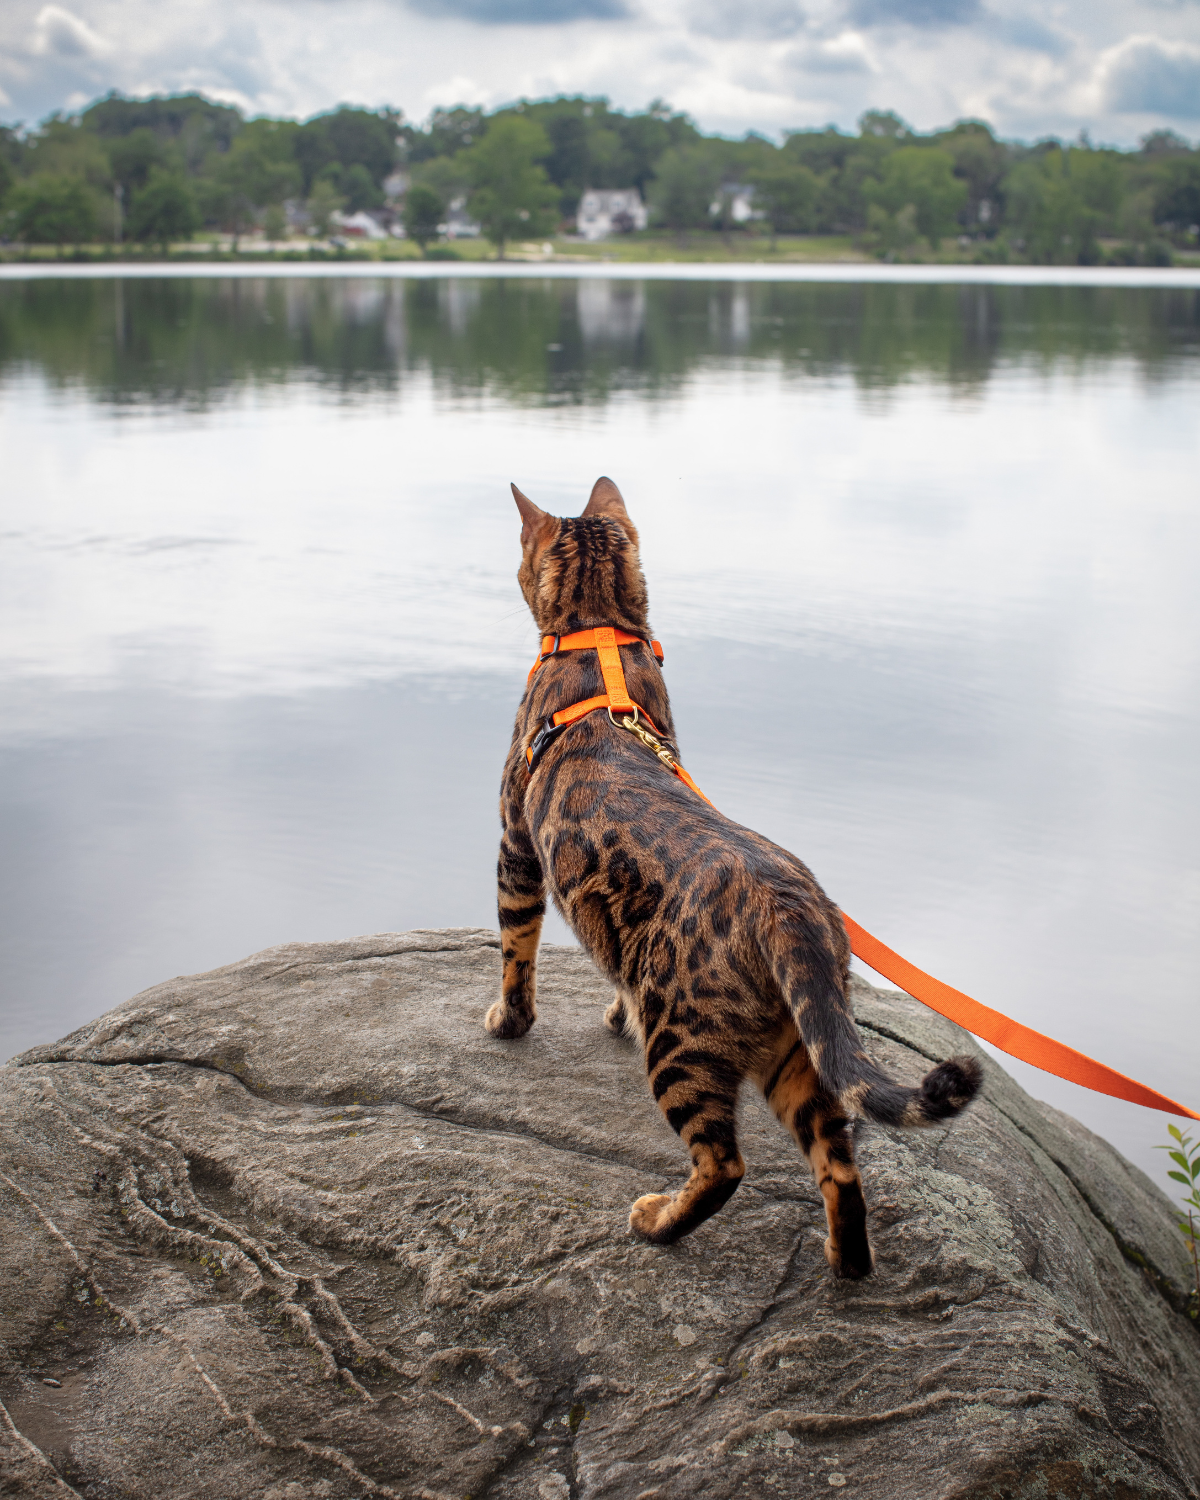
[628,1193,677,1244]
[485,1000,534,1039]
[824,1234,874,1280]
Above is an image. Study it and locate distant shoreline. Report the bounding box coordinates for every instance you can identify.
[3,260,1200,288]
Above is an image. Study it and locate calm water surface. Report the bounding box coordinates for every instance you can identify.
[2,275,1197,1186]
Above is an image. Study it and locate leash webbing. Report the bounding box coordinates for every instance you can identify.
[524,629,1199,1120]
[841,916,1198,1119]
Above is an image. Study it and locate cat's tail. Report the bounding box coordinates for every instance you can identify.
[766,903,983,1128]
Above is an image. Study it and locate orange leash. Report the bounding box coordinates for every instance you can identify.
[523,628,1198,1120]
[841,916,1198,1120]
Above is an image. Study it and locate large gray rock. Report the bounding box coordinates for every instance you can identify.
[1,929,1197,1500]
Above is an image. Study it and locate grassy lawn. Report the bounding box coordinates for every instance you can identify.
[2,232,1195,267]
[528,233,870,263]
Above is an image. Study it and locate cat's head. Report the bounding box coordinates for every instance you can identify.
[512,476,650,636]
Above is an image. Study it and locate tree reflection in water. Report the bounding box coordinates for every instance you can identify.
[2,275,1198,410]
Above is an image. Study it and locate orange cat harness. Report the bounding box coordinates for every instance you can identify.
[524,626,712,803]
[522,626,1199,1123]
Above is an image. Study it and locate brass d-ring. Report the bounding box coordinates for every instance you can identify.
[609,705,638,727]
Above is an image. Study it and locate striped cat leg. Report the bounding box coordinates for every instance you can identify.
[629,1050,745,1244]
[486,814,546,1040]
[764,1028,874,1279]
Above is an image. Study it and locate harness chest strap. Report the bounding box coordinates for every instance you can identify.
[521,626,1198,1122]
[525,627,681,772]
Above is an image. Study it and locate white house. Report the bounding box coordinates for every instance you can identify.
[576,188,647,241]
[382,170,409,203]
[710,184,761,225]
[331,210,388,241]
[440,195,481,239]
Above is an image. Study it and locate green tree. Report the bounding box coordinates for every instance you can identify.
[865,146,966,248]
[614,100,700,195]
[5,174,99,251]
[18,117,112,239]
[343,162,382,212]
[461,115,559,257]
[127,170,200,252]
[82,91,243,169]
[780,126,896,233]
[24,117,112,190]
[934,121,1008,231]
[307,178,344,238]
[200,120,300,244]
[404,183,444,253]
[490,97,661,215]
[748,159,821,244]
[1066,146,1123,229]
[1005,148,1103,264]
[295,106,400,193]
[648,143,722,236]
[412,155,471,210]
[859,109,912,141]
[106,127,167,200]
[866,200,920,256]
[0,126,22,208]
[405,106,487,164]
[1153,156,1200,233]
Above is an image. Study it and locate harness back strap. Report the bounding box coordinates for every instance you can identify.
[520,625,1198,1122]
[593,626,634,713]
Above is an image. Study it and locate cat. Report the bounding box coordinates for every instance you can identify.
[488,475,982,1277]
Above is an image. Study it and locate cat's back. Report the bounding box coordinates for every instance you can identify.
[529,718,833,938]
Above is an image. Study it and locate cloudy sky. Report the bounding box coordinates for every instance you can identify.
[1,0,1198,145]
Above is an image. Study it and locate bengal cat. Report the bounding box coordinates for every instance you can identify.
[489,476,982,1277]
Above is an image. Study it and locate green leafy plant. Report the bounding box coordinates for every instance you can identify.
[1157,1124,1200,1316]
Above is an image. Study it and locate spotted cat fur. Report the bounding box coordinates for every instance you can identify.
[488,476,982,1276]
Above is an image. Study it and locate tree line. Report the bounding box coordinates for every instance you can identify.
[1,91,1198,263]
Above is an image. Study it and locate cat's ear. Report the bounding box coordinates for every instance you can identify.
[512,483,552,547]
[582,476,631,522]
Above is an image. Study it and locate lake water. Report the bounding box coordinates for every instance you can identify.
[2,272,1197,1189]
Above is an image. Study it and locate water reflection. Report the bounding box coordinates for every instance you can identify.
[2,276,1198,408]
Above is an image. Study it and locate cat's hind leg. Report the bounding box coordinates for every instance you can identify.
[761,1025,873,1279]
[486,805,545,1040]
[629,1048,745,1245]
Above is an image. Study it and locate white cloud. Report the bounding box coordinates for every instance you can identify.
[1100,33,1200,118]
[421,72,494,106]
[786,30,876,73]
[0,0,1197,142]
[687,0,807,42]
[31,4,111,59]
[849,0,979,27]
[983,11,1072,59]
